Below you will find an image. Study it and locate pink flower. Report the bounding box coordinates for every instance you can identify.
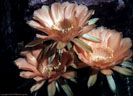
[15,45,75,92]
[74,27,132,75]
[27,2,95,49]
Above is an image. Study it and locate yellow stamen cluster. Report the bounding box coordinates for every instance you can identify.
[52,22,73,33]
[43,61,61,72]
[61,26,73,33]
[91,46,114,63]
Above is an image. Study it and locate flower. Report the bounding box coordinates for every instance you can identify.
[15,44,75,92]
[74,27,132,74]
[27,2,95,49]
[73,27,133,92]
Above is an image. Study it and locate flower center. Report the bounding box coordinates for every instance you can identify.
[52,20,74,34]
[90,46,114,63]
[42,60,61,72]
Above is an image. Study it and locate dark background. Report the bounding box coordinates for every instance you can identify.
[0,0,133,96]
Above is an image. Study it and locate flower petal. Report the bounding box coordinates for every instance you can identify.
[32,46,43,58]
[79,10,95,27]
[88,73,97,88]
[15,58,35,71]
[73,38,93,52]
[108,31,122,51]
[114,38,132,62]
[73,44,90,64]
[62,71,76,79]
[51,3,64,23]
[112,66,133,76]
[30,81,45,93]
[27,20,51,35]
[25,52,37,66]
[101,69,113,75]
[33,76,44,82]
[88,18,99,25]
[25,38,49,48]
[61,51,74,66]
[27,20,44,30]
[20,71,37,79]
[59,79,73,96]
[78,24,96,36]
[48,81,56,96]
[121,61,133,68]
[33,5,53,28]
[75,4,88,21]
[82,34,101,42]
[106,75,116,93]
[64,3,76,21]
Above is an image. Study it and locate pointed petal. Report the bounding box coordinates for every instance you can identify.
[101,69,113,75]
[62,71,76,79]
[15,58,36,71]
[79,10,95,27]
[47,43,57,64]
[112,66,133,76]
[73,45,90,65]
[48,53,56,64]
[59,80,73,96]
[32,47,43,59]
[36,34,49,39]
[30,81,45,93]
[20,71,36,79]
[56,82,60,93]
[33,76,44,82]
[25,52,37,66]
[27,20,44,31]
[25,38,49,48]
[75,4,88,21]
[62,84,73,96]
[73,38,93,52]
[33,5,53,28]
[51,3,64,23]
[61,51,74,66]
[37,44,52,65]
[64,3,76,21]
[121,61,133,68]
[88,18,99,25]
[114,38,132,62]
[82,34,101,42]
[106,75,116,93]
[48,81,56,96]
[70,63,78,69]
[88,73,97,88]
[79,24,96,36]
[108,31,122,51]
[69,78,78,84]
[27,20,51,35]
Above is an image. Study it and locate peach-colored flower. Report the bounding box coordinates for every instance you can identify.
[15,45,75,92]
[74,27,132,75]
[27,2,95,49]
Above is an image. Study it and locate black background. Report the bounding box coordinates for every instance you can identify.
[0,0,133,96]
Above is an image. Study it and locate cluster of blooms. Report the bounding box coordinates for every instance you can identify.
[15,2,133,95]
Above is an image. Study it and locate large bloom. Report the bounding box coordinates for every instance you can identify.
[27,2,95,49]
[73,27,133,92]
[15,44,75,92]
[74,27,132,74]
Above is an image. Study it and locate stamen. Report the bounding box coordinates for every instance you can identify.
[52,22,73,33]
[91,46,114,63]
[42,60,61,72]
